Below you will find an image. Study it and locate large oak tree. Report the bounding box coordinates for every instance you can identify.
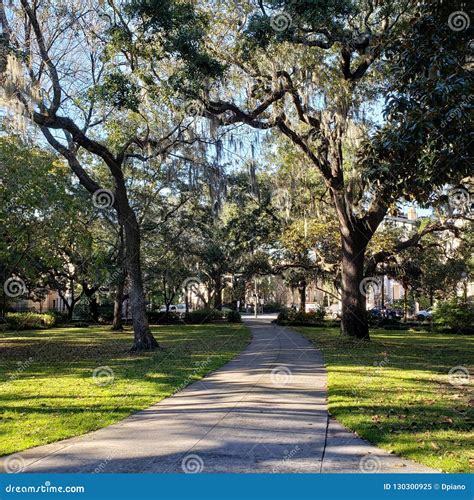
[184,0,472,338]
[0,0,219,349]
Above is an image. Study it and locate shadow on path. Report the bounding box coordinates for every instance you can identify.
[0,316,435,473]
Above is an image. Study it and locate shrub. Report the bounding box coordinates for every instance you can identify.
[5,312,56,330]
[416,313,431,322]
[293,310,324,324]
[97,305,114,323]
[263,302,284,313]
[277,308,325,325]
[226,310,242,323]
[72,304,91,321]
[432,299,474,333]
[370,316,401,328]
[382,323,409,331]
[184,309,223,324]
[277,308,291,322]
[49,310,69,323]
[147,311,181,324]
[70,321,90,328]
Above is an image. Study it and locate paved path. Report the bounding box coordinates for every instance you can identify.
[1,316,435,473]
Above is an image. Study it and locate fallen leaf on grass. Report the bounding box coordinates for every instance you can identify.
[440,417,454,424]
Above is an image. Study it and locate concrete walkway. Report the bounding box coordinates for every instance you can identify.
[1,316,435,473]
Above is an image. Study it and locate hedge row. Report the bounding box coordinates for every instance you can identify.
[276,309,327,326]
[432,299,474,334]
[5,312,57,330]
[147,308,241,325]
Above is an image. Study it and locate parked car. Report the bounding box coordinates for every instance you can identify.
[327,304,342,319]
[368,308,383,319]
[383,308,403,319]
[159,304,188,315]
[391,308,404,319]
[417,308,432,320]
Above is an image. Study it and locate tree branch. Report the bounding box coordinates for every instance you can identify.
[20,0,62,113]
[40,127,106,200]
[365,221,462,276]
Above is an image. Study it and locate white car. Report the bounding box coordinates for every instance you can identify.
[417,309,432,320]
[159,304,188,315]
[327,303,342,319]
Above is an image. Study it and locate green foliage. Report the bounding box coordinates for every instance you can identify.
[432,299,474,333]
[225,309,242,323]
[49,310,70,323]
[244,0,354,49]
[0,135,113,321]
[385,231,473,308]
[224,169,281,254]
[298,310,325,323]
[277,308,325,324]
[370,316,403,330]
[97,305,114,323]
[362,2,472,203]
[94,72,140,111]
[0,136,76,313]
[147,311,182,325]
[277,308,290,322]
[125,0,223,94]
[184,308,224,324]
[267,137,340,292]
[281,218,339,260]
[263,302,284,313]
[5,312,56,330]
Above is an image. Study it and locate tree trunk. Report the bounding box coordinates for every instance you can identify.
[403,284,408,321]
[38,120,158,349]
[89,295,99,322]
[112,224,125,331]
[340,232,369,339]
[112,279,125,331]
[81,283,99,322]
[66,304,74,322]
[213,276,222,310]
[62,296,75,322]
[59,289,74,322]
[185,289,190,313]
[381,275,385,309]
[121,207,160,351]
[298,280,306,312]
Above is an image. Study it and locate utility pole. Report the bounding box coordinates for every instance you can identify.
[381,275,385,309]
[254,279,258,318]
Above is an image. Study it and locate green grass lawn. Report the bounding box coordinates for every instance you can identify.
[294,326,473,473]
[0,323,250,456]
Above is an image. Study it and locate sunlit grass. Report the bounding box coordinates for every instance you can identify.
[0,324,250,456]
[294,326,473,472]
